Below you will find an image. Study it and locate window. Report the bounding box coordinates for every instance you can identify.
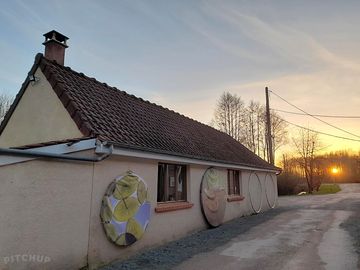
[157,163,187,202]
[228,170,241,195]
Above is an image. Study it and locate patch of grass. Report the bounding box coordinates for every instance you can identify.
[312,184,341,195]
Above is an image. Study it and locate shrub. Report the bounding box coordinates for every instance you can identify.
[277,173,305,195]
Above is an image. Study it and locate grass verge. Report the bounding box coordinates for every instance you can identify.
[312,183,341,195]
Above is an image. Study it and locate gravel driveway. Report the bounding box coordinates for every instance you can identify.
[101,184,360,270]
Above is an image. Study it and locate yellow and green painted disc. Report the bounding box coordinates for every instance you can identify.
[100,171,151,246]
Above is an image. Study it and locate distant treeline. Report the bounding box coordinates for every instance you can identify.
[278,151,360,195]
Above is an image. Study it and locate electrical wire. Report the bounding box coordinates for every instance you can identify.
[269,90,360,139]
[272,108,360,119]
[280,118,360,142]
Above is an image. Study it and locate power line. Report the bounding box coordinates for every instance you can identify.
[272,108,360,119]
[269,90,360,139]
[280,118,360,142]
[318,144,333,151]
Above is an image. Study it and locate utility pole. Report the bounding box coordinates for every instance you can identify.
[265,87,274,165]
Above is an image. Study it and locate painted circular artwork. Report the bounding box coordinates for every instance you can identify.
[265,173,277,208]
[100,171,151,246]
[200,168,226,227]
[248,172,263,213]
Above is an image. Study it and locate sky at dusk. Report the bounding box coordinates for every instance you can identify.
[1,0,360,155]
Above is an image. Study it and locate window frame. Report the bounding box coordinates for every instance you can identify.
[157,162,187,203]
[227,169,241,196]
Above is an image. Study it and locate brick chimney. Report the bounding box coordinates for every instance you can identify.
[42,30,68,65]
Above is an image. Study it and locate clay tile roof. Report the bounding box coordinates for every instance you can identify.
[1,54,278,171]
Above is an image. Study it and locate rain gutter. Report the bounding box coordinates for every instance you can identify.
[0,144,113,163]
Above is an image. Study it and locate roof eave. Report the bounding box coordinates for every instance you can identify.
[38,57,94,137]
[98,140,281,173]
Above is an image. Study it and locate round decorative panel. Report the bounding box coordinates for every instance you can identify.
[100,171,150,246]
[248,172,263,213]
[265,173,276,208]
[200,168,226,227]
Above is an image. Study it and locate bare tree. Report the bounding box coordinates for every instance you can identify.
[214,91,246,141]
[271,111,289,161]
[292,129,320,193]
[0,94,13,123]
[213,92,288,162]
[243,101,264,156]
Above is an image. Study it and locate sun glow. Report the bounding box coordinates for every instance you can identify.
[331,167,339,174]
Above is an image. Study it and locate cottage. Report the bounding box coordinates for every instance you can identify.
[0,31,279,270]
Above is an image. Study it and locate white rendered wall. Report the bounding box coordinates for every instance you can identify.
[0,159,93,270]
[0,154,278,270]
[0,68,83,147]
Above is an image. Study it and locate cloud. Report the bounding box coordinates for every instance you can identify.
[226,70,360,152]
[199,2,360,74]
[1,0,359,153]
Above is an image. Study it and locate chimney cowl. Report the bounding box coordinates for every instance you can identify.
[42,30,69,65]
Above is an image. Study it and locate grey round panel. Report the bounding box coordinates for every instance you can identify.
[265,173,276,208]
[248,172,263,213]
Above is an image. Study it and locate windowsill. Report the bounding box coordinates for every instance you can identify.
[155,201,194,213]
[227,195,245,202]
